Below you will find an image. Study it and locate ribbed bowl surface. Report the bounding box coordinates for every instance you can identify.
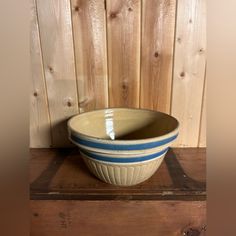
[81,151,166,186]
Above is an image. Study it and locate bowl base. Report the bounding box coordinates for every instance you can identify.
[82,156,165,186]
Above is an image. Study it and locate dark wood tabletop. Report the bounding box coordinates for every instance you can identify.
[30,148,206,201]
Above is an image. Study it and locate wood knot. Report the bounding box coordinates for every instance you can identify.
[199,48,204,54]
[180,71,185,77]
[48,66,53,73]
[122,83,127,90]
[33,91,38,97]
[183,228,200,236]
[65,97,73,107]
[128,7,133,11]
[67,101,72,107]
[121,81,129,100]
[74,6,80,12]
[154,52,159,58]
[110,12,117,18]
[33,213,39,217]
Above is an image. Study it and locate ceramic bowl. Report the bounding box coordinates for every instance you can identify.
[68,108,179,186]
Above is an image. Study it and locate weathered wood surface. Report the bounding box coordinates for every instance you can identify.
[31,0,207,148]
[30,148,206,200]
[106,0,141,107]
[199,75,206,147]
[171,0,206,147]
[140,0,176,113]
[31,200,206,236]
[71,0,108,112]
[30,0,51,147]
[36,0,79,147]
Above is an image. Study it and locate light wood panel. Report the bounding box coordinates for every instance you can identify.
[30,0,51,147]
[36,0,79,147]
[106,0,141,107]
[140,0,176,113]
[171,0,206,147]
[30,0,207,148]
[71,0,108,112]
[199,77,206,147]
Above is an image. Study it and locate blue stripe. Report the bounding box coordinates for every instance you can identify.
[81,148,169,163]
[71,133,178,151]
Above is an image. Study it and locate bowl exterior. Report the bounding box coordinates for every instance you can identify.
[67,108,179,186]
[81,151,166,186]
[68,129,178,186]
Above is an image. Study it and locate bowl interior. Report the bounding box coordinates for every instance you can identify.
[69,108,178,141]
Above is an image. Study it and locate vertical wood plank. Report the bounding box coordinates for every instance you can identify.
[71,0,108,112]
[171,0,206,147]
[36,0,79,147]
[140,0,176,113]
[199,78,206,147]
[30,0,51,147]
[107,0,141,107]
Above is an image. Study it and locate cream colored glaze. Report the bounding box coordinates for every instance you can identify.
[68,108,178,141]
[82,153,165,186]
[73,142,172,155]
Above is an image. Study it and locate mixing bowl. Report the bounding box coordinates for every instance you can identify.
[68,108,179,186]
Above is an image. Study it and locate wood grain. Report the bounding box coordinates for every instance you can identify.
[71,0,108,112]
[30,0,51,147]
[140,0,176,113]
[30,148,206,200]
[199,75,206,147]
[171,0,206,147]
[30,0,207,148]
[31,200,206,236]
[36,0,79,147]
[106,0,141,107]
[174,148,206,182]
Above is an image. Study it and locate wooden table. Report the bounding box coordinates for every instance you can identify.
[30,148,206,236]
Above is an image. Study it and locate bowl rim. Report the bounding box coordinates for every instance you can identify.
[67,107,179,144]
